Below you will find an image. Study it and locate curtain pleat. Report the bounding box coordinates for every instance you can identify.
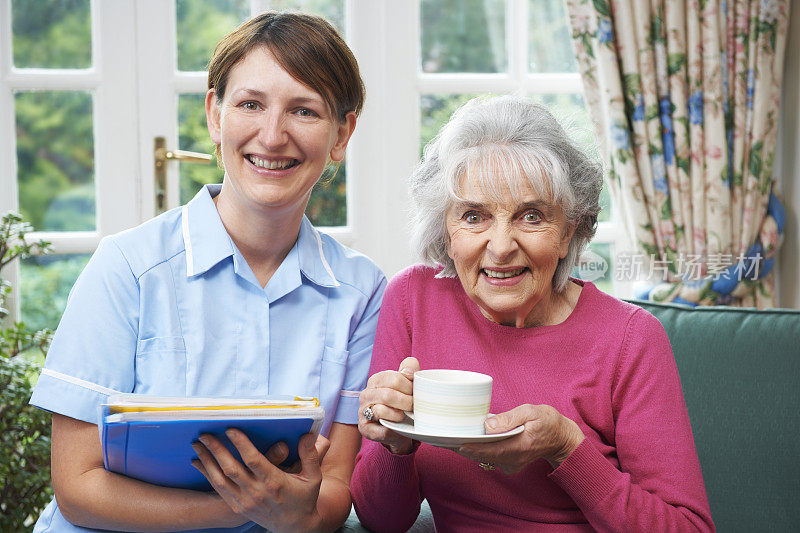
[565,0,789,307]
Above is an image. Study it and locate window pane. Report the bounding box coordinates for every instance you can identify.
[178,94,223,204]
[267,0,345,34]
[12,0,92,69]
[15,91,95,231]
[572,242,613,294]
[421,0,507,74]
[306,163,346,227]
[528,0,576,73]
[176,0,249,72]
[20,254,91,331]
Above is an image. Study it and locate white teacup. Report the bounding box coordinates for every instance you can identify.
[412,369,493,436]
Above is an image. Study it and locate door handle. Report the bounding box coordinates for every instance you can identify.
[153,136,213,213]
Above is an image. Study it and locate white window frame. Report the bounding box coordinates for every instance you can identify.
[0,0,141,320]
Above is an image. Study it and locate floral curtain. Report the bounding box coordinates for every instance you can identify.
[565,0,789,307]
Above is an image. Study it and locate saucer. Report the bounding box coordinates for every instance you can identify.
[379,412,523,449]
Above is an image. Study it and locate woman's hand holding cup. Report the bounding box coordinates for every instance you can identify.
[358,357,420,455]
[458,404,586,474]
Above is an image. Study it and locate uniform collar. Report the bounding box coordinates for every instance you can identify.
[181,184,340,289]
[181,184,234,277]
[297,216,341,288]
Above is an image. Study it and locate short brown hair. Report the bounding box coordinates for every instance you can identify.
[208,11,364,120]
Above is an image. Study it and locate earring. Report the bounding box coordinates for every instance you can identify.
[321,161,341,183]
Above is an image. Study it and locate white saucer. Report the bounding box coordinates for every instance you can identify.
[379,412,523,449]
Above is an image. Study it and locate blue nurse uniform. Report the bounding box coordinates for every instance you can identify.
[30,184,386,532]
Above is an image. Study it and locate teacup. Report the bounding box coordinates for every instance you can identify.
[412,369,493,435]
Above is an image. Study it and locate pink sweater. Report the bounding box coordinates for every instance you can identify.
[351,265,714,532]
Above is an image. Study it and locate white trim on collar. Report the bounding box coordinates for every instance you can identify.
[313,227,341,287]
[181,205,195,276]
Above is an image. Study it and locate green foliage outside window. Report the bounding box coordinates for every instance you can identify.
[15,91,95,232]
[12,0,92,69]
[306,164,348,227]
[0,213,53,532]
[421,0,507,73]
[178,94,225,205]
[176,0,249,72]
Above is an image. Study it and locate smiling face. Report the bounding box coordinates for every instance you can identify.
[445,174,575,328]
[205,45,355,217]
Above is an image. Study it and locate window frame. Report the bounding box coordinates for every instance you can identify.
[0,0,141,321]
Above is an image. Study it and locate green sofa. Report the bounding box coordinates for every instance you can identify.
[341,301,800,532]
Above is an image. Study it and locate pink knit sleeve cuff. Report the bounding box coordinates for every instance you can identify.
[367,440,420,485]
[547,438,625,510]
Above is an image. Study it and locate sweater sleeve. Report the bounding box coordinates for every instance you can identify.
[350,268,424,532]
[549,309,715,532]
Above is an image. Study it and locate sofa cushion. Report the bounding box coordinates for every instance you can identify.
[630,300,800,532]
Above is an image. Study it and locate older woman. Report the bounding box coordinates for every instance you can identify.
[351,96,714,532]
[30,12,384,533]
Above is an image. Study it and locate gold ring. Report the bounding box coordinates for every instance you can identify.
[479,462,495,471]
[362,404,376,422]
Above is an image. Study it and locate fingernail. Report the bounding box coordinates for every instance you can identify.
[199,435,209,445]
[400,368,414,377]
[485,416,498,429]
[275,442,288,456]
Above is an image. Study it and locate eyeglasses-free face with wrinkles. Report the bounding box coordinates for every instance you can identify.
[445,175,575,328]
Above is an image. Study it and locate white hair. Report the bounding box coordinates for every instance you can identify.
[409,95,603,293]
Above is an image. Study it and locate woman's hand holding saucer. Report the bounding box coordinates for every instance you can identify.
[358,357,419,454]
[191,429,330,532]
[458,404,585,474]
